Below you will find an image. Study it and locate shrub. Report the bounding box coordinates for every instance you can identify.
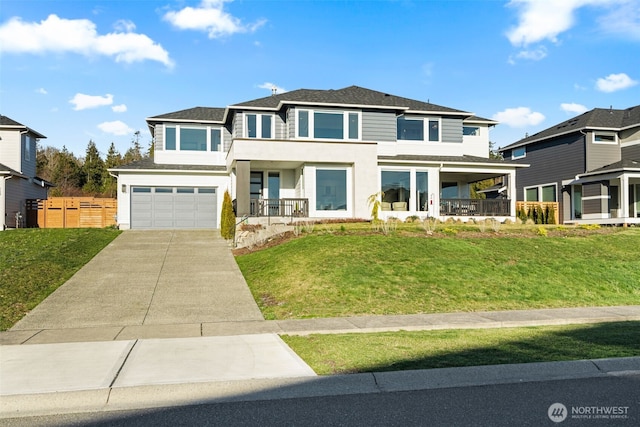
[220,190,236,240]
[536,226,548,237]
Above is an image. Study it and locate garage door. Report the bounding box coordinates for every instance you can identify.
[131,187,217,229]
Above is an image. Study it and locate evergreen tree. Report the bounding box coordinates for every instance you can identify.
[82,140,105,196]
[49,146,84,196]
[220,190,236,240]
[102,142,122,197]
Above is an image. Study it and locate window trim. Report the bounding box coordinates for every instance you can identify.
[512,146,526,159]
[396,116,442,142]
[244,112,275,139]
[296,109,361,141]
[524,182,557,202]
[164,124,224,152]
[592,132,618,145]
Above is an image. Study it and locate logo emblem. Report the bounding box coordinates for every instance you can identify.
[548,403,568,423]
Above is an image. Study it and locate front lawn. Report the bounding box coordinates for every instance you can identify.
[236,226,640,319]
[282,321,640,374]
[0,228,121,330]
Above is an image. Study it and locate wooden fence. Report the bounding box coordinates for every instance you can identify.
[26,198,117,229]
[516,201,559,224]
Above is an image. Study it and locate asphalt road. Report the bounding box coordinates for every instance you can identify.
[4,374,639,427]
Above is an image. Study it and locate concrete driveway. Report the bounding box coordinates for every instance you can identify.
[11,230,264,330]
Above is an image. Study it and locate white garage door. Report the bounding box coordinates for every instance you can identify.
[131,187,217,229]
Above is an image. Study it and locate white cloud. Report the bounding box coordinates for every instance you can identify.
[112,104,127,113]
[492,107,545,128]
[561,102,588,114]
[515,45,547,61]
[596,1,640,40]
[114,19,135,33]
[258,82,287,94]
[35,88,47,95]
[163,0,266,38]
[596,73,638,92]
[69,93,113,111]
[98,120,134,136]
[506,0,631,47]
[0,14,173,68]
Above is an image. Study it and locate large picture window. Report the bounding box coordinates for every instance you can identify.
[525,183,557,202]
[164,125,222,151]
[397,116,440,142]
[297,110,360,140]
[316,169,347,211]
[381,171,410,211]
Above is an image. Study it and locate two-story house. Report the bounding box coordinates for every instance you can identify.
[111,86,521,229]
[499,105,640,225]
[0,115,51,230]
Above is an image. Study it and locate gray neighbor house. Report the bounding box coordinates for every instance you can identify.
[0,115,52,230]
[499,105,640,225]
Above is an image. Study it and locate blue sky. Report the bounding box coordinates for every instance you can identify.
[1,0,639,158]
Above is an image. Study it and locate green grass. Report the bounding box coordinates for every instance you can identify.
[282,321,640,374]
[236,226,640,319]
[0,228,121,330]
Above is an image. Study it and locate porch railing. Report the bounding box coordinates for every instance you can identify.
[440,198,511,216]
[249,198,309,218]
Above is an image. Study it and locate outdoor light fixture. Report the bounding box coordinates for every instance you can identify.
[122,184,127,193]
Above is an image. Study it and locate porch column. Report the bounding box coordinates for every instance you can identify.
[236,160,251,216]
[620,174,630,222]
[507,170,517,218]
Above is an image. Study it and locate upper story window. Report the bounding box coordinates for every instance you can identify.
[296,109,360,140]
[512,146,526,159]
[23,135,32,161]
[463,126,479,136]
[397,116,440,142]
[245,113,274,139]
[164,125,223,152]
[593,132,617,144]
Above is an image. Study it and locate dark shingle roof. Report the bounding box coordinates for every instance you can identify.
[109,157,226,172]
[148,107,226,123]
[582,158,640,176]
[0,115,46,138]
[231,85,471,115]
[501,105,640,151]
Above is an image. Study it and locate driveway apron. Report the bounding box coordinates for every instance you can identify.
[11,230,264,330]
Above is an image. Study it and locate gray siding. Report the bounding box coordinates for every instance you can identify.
[582,181,608,215]
[4,176,47,228]
[223,126,232,152]
[155,124,164,150]
[276,112,287,140]
[622,142,640,160]
[441,117,463,143]
[362,110,396,142]
[288,108,296,139]
[0,131,20,171]
[585,131,621,171]
[502,133,585,223]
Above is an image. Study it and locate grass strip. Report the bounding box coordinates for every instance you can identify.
[0,228,121,330]
[282,321,640,374]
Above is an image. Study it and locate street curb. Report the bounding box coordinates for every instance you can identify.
[2,357,639,419]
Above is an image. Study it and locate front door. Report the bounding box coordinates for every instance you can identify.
[250,172,263,215]
[268,172,280,215]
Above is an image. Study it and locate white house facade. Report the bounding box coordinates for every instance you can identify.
[111,86,521,229]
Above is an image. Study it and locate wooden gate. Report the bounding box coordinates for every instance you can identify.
[27,198,117,228]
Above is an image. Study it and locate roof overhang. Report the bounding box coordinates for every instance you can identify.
[0,124,46,139]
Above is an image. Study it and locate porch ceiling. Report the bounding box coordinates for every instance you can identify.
[242,160,305,170]
[440,171,505,183]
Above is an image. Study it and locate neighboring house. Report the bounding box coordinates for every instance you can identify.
[499,105,640,225]
[111,86,521,230]
[0,115,52,230]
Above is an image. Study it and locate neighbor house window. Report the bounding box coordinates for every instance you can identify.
[463,126,479,136]
[593,132,617,144]
[316,169,347,211]
[23,135,31,161]
[164,125,222,151]
[297,109,360,140]
[245,113,274,139]
[512,147,526,159]
[525,184,557,202]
